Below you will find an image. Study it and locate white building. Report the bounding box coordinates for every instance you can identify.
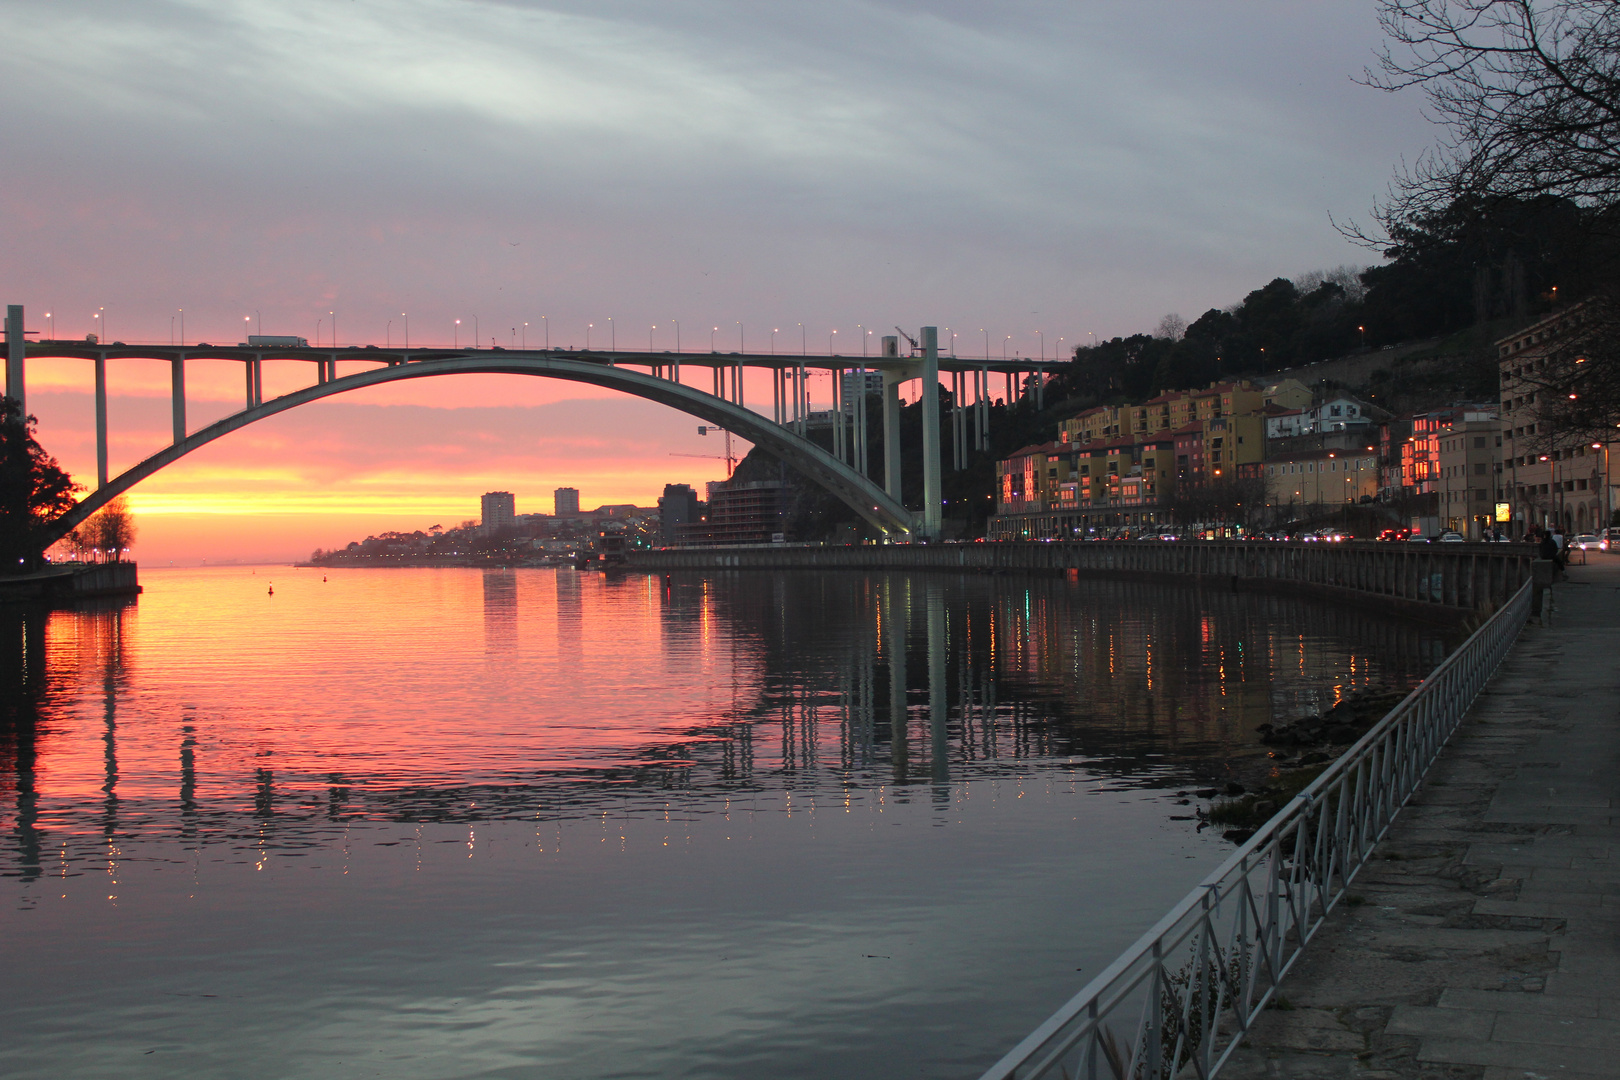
[1265,394,1376,439]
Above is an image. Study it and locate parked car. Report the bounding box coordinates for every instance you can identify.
[1437,531,1465,543]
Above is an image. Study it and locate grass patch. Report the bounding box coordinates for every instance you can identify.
[1206,764,1330,829]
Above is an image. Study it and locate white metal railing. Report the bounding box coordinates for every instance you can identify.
[980,579,1533,1080]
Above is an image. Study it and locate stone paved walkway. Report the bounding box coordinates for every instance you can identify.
[1223,553,1620,1080]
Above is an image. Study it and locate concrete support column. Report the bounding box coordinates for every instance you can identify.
[170,357,186,445]
[5,304,24,413]
[882,372,903,502]
[94,356,108,488]
[833,366,845,463]
[920,326,942,539]
[855,369,869,478]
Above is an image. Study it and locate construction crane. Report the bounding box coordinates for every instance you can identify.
[670,425,736,475]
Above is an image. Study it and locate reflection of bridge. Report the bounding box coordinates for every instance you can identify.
[3,304,1051,544]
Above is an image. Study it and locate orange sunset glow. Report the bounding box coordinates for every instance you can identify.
[26,359,757,563]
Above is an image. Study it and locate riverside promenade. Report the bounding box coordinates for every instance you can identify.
[1225,554,1620,1080]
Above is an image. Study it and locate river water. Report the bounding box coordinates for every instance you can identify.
[0,566,1455,1079]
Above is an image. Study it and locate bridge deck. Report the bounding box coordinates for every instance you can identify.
[17,341,1054,372]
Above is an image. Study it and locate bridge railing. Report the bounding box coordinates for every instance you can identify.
[978,578,1533,1080]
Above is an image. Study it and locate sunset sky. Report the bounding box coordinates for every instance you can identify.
[1,1,1434,563]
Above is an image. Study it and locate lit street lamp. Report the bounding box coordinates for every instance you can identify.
[587,323,593,349]
[522,322,528,349]
[541,315,548,348]
[828,329,837,354]
[455,319,461,348]
[608,316,614,351]
[771,327,778,354]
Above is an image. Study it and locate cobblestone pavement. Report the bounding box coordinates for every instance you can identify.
[1223,553,1620,1080]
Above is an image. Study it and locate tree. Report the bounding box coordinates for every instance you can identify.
[0,397,80,571]
[81,495,137,562]
[1366,1,1620,436]
[1366,1,1620,236]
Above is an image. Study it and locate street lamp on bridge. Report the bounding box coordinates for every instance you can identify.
[828,328,837,354]
[455,319,461,348]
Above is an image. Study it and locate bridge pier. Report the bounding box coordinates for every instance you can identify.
[5,304,24,412]
[170,357,186,444]
[882,360,904,503]
[94,357,108,488]
[919,327,942,538]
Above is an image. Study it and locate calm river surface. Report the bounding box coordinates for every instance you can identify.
[0,566,1457,1079]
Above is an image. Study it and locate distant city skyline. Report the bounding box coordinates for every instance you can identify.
[1,1,1437,562]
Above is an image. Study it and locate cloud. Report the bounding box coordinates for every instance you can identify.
[2,1,1442,558]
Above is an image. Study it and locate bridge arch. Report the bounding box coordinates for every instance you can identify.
[40,355,916,548]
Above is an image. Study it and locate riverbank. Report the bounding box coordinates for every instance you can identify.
[629,540,1530,621]
[0,561,141,604]
[1224,552,1620,1080]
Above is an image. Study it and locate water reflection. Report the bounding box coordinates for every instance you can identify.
[0,569,1459,1080]
[1,571,1456,857]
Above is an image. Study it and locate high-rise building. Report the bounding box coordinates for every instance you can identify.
[840,370,884,413]
[554,487,580,516]
[658,484,701,546]
[481,491,516,533]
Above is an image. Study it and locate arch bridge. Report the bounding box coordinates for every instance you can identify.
[3,305,1051,549]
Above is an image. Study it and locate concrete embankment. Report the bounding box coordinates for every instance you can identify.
[628,540,1531,616]
[1224,554,1620,1080]
[0,562,141,604]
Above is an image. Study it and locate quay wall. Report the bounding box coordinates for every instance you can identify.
[627,541,1532,615]
[0,562,141,604]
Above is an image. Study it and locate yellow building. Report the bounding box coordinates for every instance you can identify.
[1263,449,1380,510]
